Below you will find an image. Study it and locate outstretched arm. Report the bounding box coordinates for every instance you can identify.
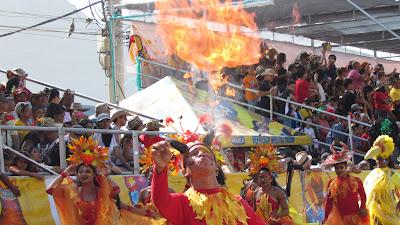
[0,173,20,196]
[151,141,184,225]
[46,164,75,194]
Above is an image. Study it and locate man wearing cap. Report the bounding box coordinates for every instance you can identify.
[350,104,363,114]
[151,141,266,225]
[92,113,118,151]
[139,120,165,148]
[91,113,128,173]
[89,103,111,121]
[322,148,369,225]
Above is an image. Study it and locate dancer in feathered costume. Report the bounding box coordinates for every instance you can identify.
[364,135,400,225]
[322,144,369,225]
[248,144,303,225]
[146,117,266,225]
[46,136,164,225]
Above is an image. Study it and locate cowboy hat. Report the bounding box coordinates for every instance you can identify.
[145,120,165,131]
[110,109,131,122]
[256,68,276,79]
[295,151,312,169]
[127,115,144,130]
[71,102,90,112]
[322,151,352,167]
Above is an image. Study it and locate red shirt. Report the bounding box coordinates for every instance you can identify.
[151,166,266,225]
[295,79,310,103]
[139,135,165,148]
[373,91,391,111]
[325,176,366,220]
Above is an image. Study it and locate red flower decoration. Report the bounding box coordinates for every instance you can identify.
[165,117,174,125]
[182,130,200,143]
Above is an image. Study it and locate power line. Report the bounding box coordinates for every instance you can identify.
[0,29,98,42]
[0,0,102,38]
[0,9,88,21]
[0,25,99,35]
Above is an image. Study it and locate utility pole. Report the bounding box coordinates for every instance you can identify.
[107,0,126,104]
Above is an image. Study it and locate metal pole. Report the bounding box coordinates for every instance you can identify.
[58,127,67,169]
[3,145,59,175]
[131,132,141,175]
[345,0,400,40]
[347,115,355,162]
[0,70,159,121]
[269,94,273,121]
[0,127,5,173]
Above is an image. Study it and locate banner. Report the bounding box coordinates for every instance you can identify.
[0,177,55,225]
[0,171,375,224]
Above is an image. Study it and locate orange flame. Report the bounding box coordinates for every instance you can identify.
[225,87,236,96]
[156,0,261,72]
[209,71,228,93]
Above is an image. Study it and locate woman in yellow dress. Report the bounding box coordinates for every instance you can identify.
[364,135,400,225]
[46,136,164,225]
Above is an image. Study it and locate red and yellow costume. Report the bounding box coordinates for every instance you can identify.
[324,176,369,225]
[255,193,294,225]
[47,136,164,225]
[322,143,369,225]
[151,166,266,225]
[249,144,298,225]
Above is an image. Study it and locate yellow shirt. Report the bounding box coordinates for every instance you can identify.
[389,87,400,102]
[15,119,29,141]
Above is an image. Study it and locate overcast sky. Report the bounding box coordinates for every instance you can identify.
[0,0,112,105]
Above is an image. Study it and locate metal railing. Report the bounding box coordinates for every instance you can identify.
[0,125,177,174]
[0,69,160,121]
[137,57,372,160]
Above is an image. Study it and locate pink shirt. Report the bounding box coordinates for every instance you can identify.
[347,69,364,90]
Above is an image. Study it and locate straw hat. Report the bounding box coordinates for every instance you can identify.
[322,152,352,167]
[110,110,131,122]
[295,151,312,169]
[71,103,90,112]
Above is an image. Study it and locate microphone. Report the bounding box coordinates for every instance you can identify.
[169,140,189,154]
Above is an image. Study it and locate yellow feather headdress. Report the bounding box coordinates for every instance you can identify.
[249,144,283,175]
[67,136,109,168]
[364,135,395,160]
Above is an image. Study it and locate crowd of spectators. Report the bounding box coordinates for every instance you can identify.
[212,45,400,168]
[0,68,165,177]
[2,43,400,177]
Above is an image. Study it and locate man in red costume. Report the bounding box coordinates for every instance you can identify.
[322,148,369,225]
[151,141,265,225]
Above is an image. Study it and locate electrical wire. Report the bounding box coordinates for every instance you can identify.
[0,29,98,42]
[0,25,99,36]
[0,0,102,38]
[0,10,87,22]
